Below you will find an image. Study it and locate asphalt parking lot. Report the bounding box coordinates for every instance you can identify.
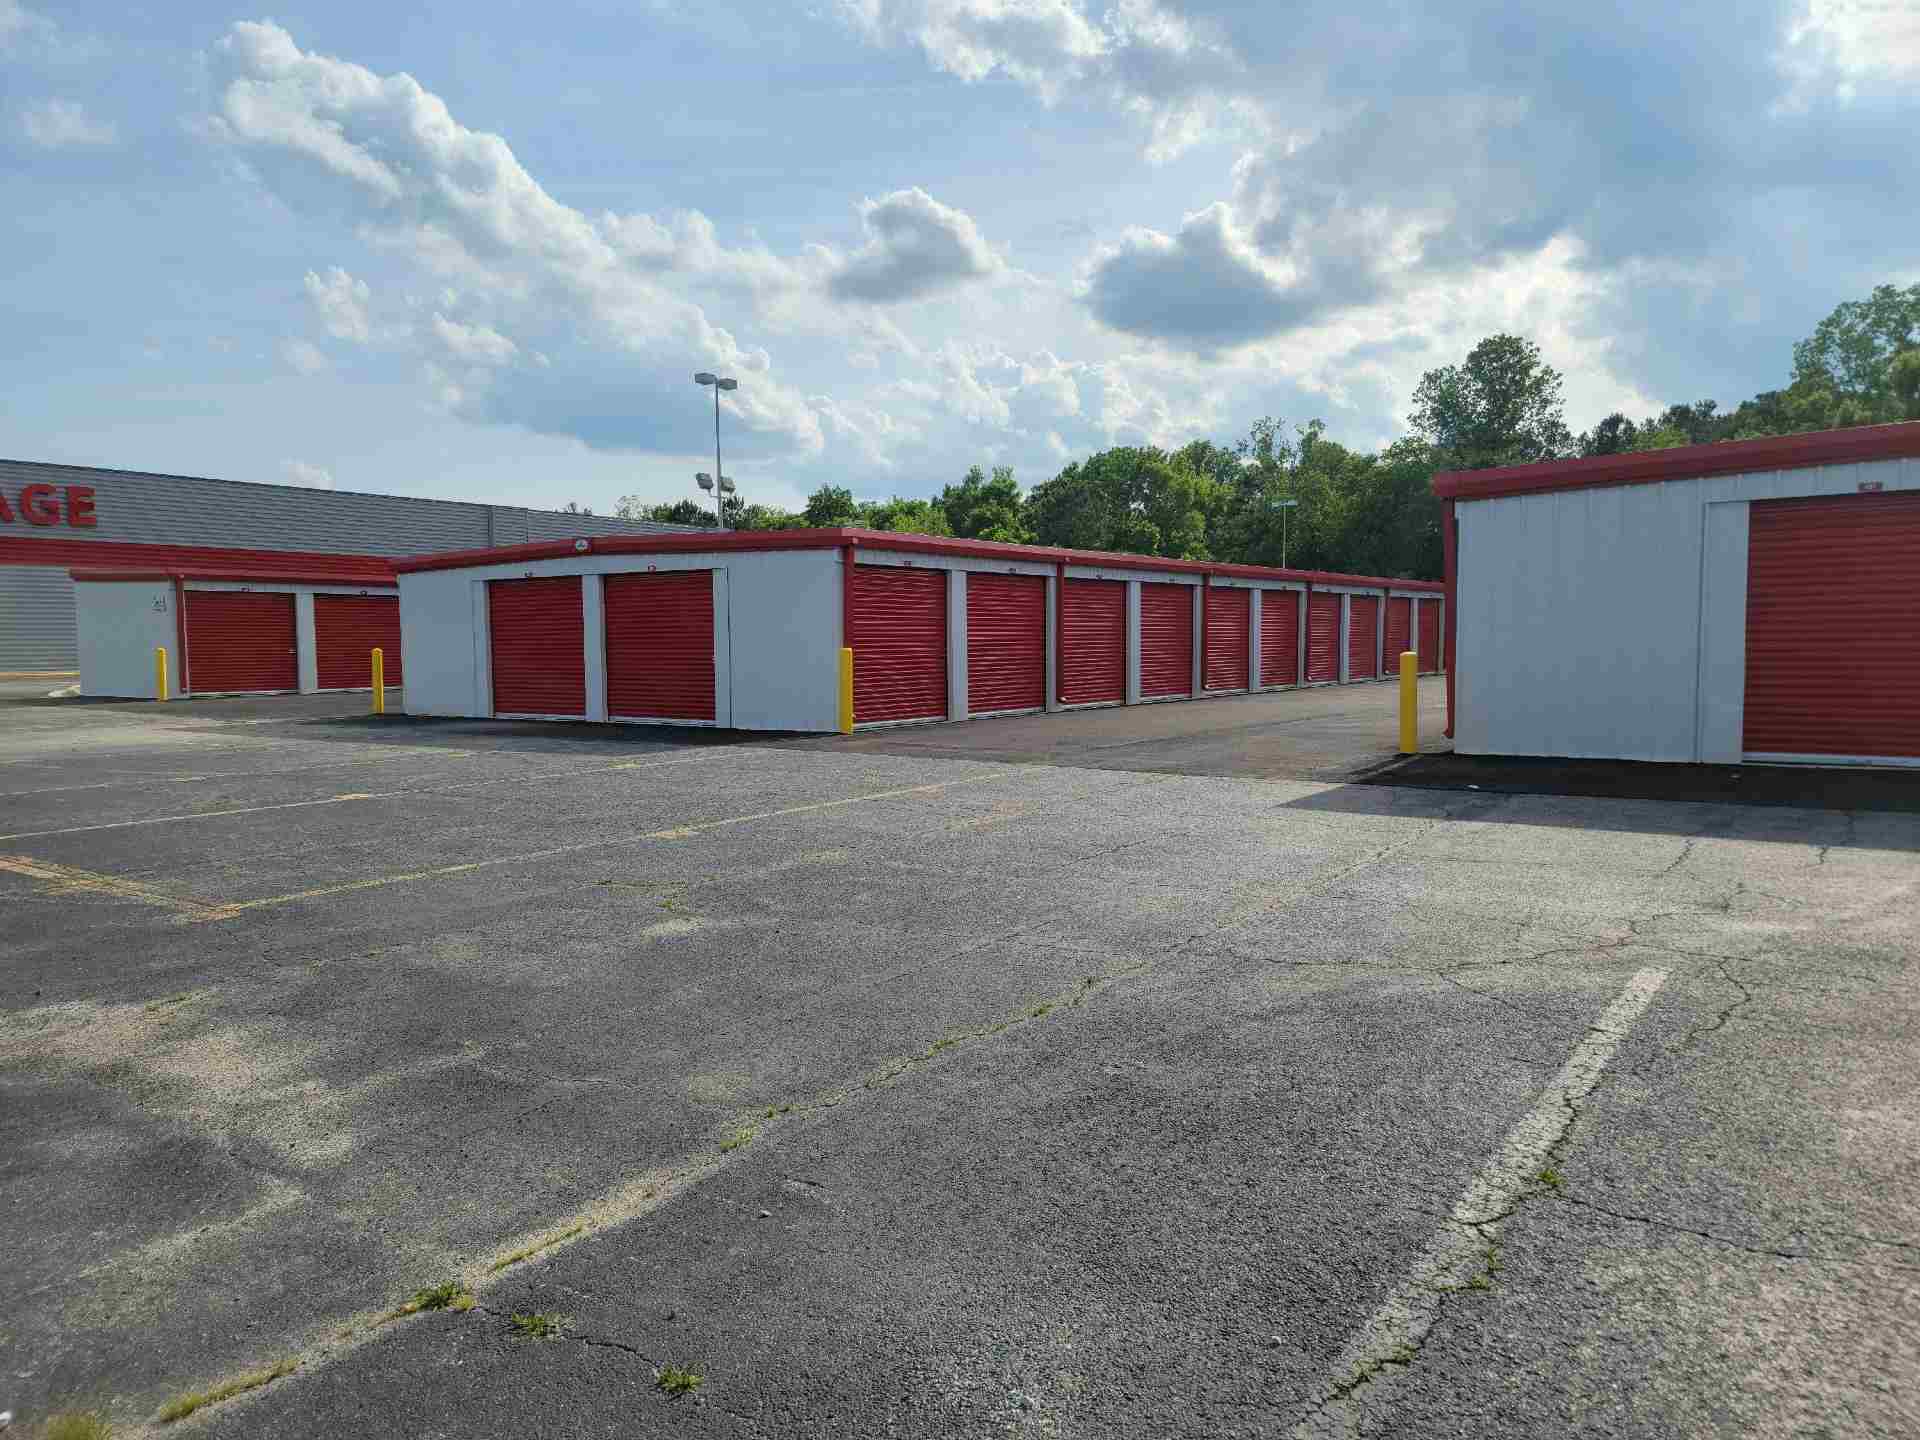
[2,683,1915,1438]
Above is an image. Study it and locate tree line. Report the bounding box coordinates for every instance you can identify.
[620,283,1920,582]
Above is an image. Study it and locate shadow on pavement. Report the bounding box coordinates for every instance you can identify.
[1304,750,1920,851]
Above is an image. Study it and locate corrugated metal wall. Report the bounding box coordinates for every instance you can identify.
[0,458,689,670]
[0,566,80,670]
[1453,454,1920,762]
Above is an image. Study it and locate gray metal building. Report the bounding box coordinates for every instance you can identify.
[0,458,690,671]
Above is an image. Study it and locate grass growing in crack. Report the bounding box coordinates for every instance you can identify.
[1536,1166,1566,1191]
[763,1103,793,1119]
[143,993,192,1013]
[655,1364,704,1397]
[155,1359,298,1424]
[394,1281,474,1316]
[37,1412,111,1440]
[718,1123,757,1153]
[490,1225,587,1273]
[509,1312,565,1340]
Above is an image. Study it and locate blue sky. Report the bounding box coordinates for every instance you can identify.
[3,1,1915,515]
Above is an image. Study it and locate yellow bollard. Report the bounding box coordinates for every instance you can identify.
[838,647,854,734]
[1398,650,1418,754]
[155,646,169,703]
[371,647,386,716]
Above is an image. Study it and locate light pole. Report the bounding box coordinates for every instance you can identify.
[694,371,737,529]
[695,471,736,529]
[1276,497,1299,569]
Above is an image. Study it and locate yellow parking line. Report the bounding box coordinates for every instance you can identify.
[186,771,1013,923]
[0,855,225,918]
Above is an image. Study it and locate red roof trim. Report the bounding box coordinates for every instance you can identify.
[392,526,1444,591]
[1433,421,1920,502]
[2,534,396,578]
[70,568,399,587]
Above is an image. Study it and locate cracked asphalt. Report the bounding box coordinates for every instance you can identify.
[0,687,1915,1438]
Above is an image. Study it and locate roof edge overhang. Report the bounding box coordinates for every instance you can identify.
[391,526,1444,590]
[1432,421,1920,503]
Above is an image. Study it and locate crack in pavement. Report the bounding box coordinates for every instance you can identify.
[1552,1194,1920,1272]
[1679,958,1759,1051]
[1287,967,1671,1439]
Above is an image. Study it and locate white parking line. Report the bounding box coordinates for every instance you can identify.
[1292,966,1671,1437]
[0,752,723,842]
[184,770,1015,922]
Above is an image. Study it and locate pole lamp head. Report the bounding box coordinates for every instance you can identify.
[694,372,717,386]
[717,476,736,494]
[717,377,738,392]
[695,473,714,491]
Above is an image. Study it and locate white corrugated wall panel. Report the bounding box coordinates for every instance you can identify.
[1454,453,1920,762]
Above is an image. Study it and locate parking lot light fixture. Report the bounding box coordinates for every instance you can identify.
[694,372,739,529]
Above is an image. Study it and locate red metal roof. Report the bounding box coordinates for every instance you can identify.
[69,567,398,587]
[392,526,1444,591]
[1433,421,1920,502]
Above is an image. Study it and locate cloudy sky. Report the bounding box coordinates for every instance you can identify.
[4,2,1916,514]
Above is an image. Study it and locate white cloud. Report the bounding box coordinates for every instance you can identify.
[430,313,518,365]
[834,0,1248,159]
[281,460,335,489]
[21,98,115,148]
[1781,0,1920,101]
[206,20,825,458]
[303,266,375,343]
[279,338,328,375]
[829,187,1001,303]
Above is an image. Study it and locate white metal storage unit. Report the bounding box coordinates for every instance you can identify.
[395,531,1443,732]
[1435,422,1920,764]
[71,569,400,698]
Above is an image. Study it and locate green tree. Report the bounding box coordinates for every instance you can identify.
[1578,413,1640,456]
[858,496,951,535]
[1892,349,1920,419]
[732,502,802,531]
[1410,334,1573,469]
[938,465,1031,542]
[1027,446,1218,559]
[1792,282,1920,405]
[802,484,859,528]
[618,496,718,527]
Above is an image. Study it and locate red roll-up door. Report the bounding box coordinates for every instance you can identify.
[852,564,947,724]
[1204,586,1251,691]
[1383,597,1412,672]
[1139,582,1193,698]
[489,575,585,716]
[1417,600,1442,674]
[1348,595,1380,681]
[966,572,1045,715]
[1305,592,1339,683]
[1059,577,1124,705]
[1743,491,1920,759]
[605,570,715,722]
[1259,589,1300,687]
[313,594,402,690]
[184,590,297,694]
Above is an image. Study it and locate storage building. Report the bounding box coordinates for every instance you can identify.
[395,530,1443,732]
[72,568,404,698]
[0,457,689,672]
[1434,421,1920,766]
